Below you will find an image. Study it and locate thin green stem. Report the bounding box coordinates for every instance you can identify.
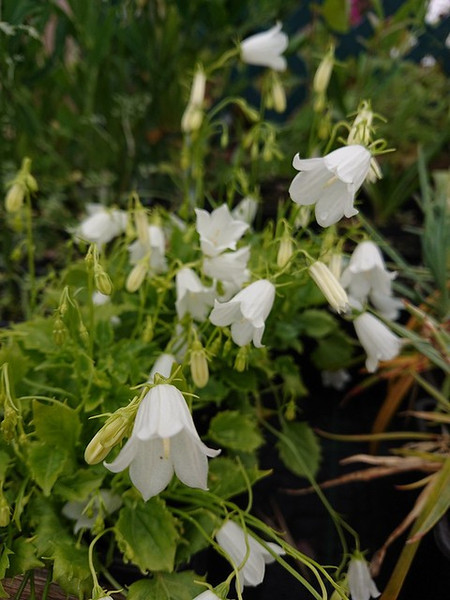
[24,191,36,315]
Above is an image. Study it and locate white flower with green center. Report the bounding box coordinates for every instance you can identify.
[176,267,216,321]
[353,312,402,372]
[289,145,371,227]
[340,241,402,320]
[240,22,288,71]
[195,204,249,257]
[75,203,128,246]
[216,520,284,591]
[105,384,220,501]
[209,279,275,347]
[347,555,381,600]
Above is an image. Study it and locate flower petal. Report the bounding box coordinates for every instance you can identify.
[129,438,174,501]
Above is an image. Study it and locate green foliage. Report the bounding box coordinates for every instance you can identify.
[115,498,180,573]
[277,421,321,479]
[209,410,263,452]
[127,572,205,600]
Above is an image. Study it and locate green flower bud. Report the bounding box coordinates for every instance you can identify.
[5,183,25,213]
[190,340,209,388]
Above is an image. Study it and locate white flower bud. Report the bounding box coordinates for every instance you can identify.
[309,261,349,314]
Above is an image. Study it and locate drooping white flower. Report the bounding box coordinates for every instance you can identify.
[425,0,450,24]
[148,353,176,383]
[176,267,216,322]
[240,22,288,71]
[347,555,381,600]
[195,205,249,257]
[209,279,275,347]
[193,592,221,600]
[289,145,372,227]
[105,384,220,501]
[62,490,122,533]
[340,241,402,320]
[309,261,349,314]
[216,520,284,591]
[75,204,128,246]
[353,312,402,373]
[128,224,167,274]
[203,247,251,295]
[231,196,259,225]
[321,369,351,390]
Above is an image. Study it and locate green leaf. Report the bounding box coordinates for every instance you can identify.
[115,498,179,573]
[127,572,205,600]
[176,509,219,564]
[223,368,258,391]
[30,498,71,557]
[27,442,68,496]
[208,457,270,499]
[53,468,104,501]
[209,411,263,452]
[312,330,354,370]
[0,451,11,482]
[33,399,81,450]
[52,541,92,597]
[277,422,321,479]
[321,0,350,33]
[297,309,337,339]
[0,545,13,598]
[6,537,44,577]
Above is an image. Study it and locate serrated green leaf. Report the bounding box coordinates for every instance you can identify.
[6,537,44,577]
[208,457,270,499]
[52,541,92,597]
[27,442,68,496]
[209,411,263,452]
[53,468,104,501]
[30,498,71,557]
[0,545,13,599]
[176,509,219,564]
[277,422,321,479]
[127,571,204,600]
[297,309,337,338]
[32,400,81,450]
[115,498,179,573]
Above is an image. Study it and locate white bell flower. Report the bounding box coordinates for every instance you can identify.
[148,353,176,383]
[425,0,450,24]
[195,204,249,257]
[288,145,372,227]
[75,204,128,246]
[216,520,284,591]
[353,312,402,373]
[209,279,275,347]
[62,490,122,534]
[105,384,220,501]
[193,592,221,600]
[347,555,381,600]
[203,247,251,295]
[340,241,402,320]
[128,224,167,274]
[231,196,259,225]
[176,267,216,322]
[240,22,288,72]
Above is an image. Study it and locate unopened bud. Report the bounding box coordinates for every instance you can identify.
[5,183,25,213]
[181,67,206,133]
[271,75,286,113]
[327,253,342,280]
[53,315,67,346]
[190,340,209,388]
[94,266,113,296]
[277,233,293,268]
[309,261,349,314]
[142,316,154,343]
[285,399,296,421]
[25,173,38,194]
[313,46,335,96]
[135,209,149,246]
[1,404,18,443]
[0,494,10,527]
[234,346,248,372]
[79,322,89,346]
[84,412,129,465]
[126,260,148,293]
[348,100,375,146]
